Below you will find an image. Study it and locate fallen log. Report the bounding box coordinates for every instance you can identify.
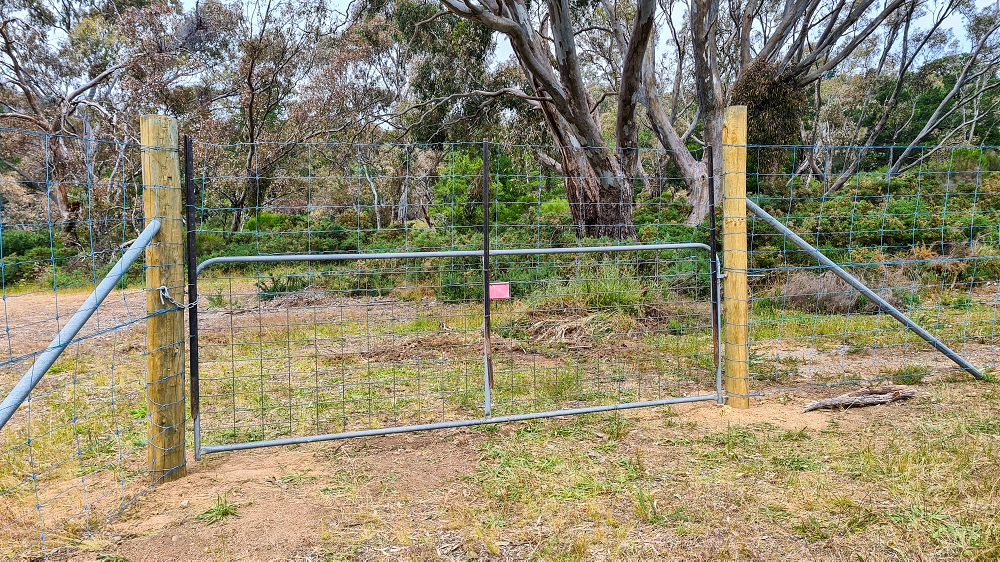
[803,385,917,413]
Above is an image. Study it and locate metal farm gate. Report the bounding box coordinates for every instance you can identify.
[186,140,726,457]
[190,243,724,456]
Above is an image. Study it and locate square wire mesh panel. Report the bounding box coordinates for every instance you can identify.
[489,250,716,415]
[0,129,164,560]
[745,145,1000,391]
[196,257,486,446]
[195,249,718,448]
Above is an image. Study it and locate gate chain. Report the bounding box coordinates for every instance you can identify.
[155,286,198,310]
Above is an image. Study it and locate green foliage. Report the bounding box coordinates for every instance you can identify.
[206,290,228,308]
[865,56,1000,150]
[243,212,286,232]
[429,149,562,229]
[887,364,931,385]
[195,495,241,524]
[1,255,39,286]
[390,0,500,143]
[255,273,310,300]
[196,214,352,263]
[0,229,80,286]
[750,171,1000,281]
[1,229,49,255]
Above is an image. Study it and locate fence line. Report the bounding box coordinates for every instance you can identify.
[1,116,998,557]
[744,144,1000,392]
[0,219,161,429]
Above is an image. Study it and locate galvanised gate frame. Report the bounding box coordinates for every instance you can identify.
[185,139,727,459]
[191,243,725,457]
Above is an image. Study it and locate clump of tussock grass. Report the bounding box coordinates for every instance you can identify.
[195,494,241,524]
[495,264,711,343]
[779,271,906,314]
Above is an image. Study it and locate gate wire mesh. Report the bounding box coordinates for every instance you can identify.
[190,140,719,449]
[0,127,184,560]
[745,145,1000,393]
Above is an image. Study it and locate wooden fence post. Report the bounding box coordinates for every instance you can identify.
[141,115,187,482]
[722,106,750,409]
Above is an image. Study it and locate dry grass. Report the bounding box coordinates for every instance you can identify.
[779,271,905,314]
[3,279,999,561]
[42,379,1000,561]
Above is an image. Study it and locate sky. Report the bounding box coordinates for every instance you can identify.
[178,0,996,66]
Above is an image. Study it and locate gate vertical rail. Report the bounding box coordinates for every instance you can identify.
[482,139,493,417]
[184,135,202,460]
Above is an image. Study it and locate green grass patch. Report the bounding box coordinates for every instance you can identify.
[195,495,241,524]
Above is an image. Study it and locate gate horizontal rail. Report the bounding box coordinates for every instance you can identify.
[193,242,723,457]
[199,395,718,454]
[195,243,713,274]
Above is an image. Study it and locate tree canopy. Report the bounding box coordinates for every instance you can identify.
[1,0,998,235]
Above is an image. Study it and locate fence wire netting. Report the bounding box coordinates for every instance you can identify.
[0,127,184,559]
[745,145,1000,393]
[3,123,999,558]
[191,140,721,450]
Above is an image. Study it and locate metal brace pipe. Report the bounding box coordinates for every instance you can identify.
[0,219,162,430]
[745,199,986,381]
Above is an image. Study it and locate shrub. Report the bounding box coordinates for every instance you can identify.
[1,229,49,256]
[0,255,38,286]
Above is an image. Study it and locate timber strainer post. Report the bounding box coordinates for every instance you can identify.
[141,114,187,483]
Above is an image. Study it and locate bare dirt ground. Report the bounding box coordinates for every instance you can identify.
[0,286,147,360]
[58,382,1000,561]
[72,400,833,561]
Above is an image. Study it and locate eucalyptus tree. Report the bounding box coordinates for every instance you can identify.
[789,0,1000,192]
[177,0,388,233]
[430,0,926,227]
[429,0,655,238]
[0,0,142,234]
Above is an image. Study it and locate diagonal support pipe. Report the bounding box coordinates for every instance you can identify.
[0,219,162,430]
[745,199,986,381]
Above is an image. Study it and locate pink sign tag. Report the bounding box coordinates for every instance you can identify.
[489,282,511,300]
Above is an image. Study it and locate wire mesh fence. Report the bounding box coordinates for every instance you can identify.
[0,127,183,559]
[190,140,722,452]
[745,144,1000,393]
[3,121,999,557]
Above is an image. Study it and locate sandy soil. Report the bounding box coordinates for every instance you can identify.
[67,395,853,562]
[0,286,148,361]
